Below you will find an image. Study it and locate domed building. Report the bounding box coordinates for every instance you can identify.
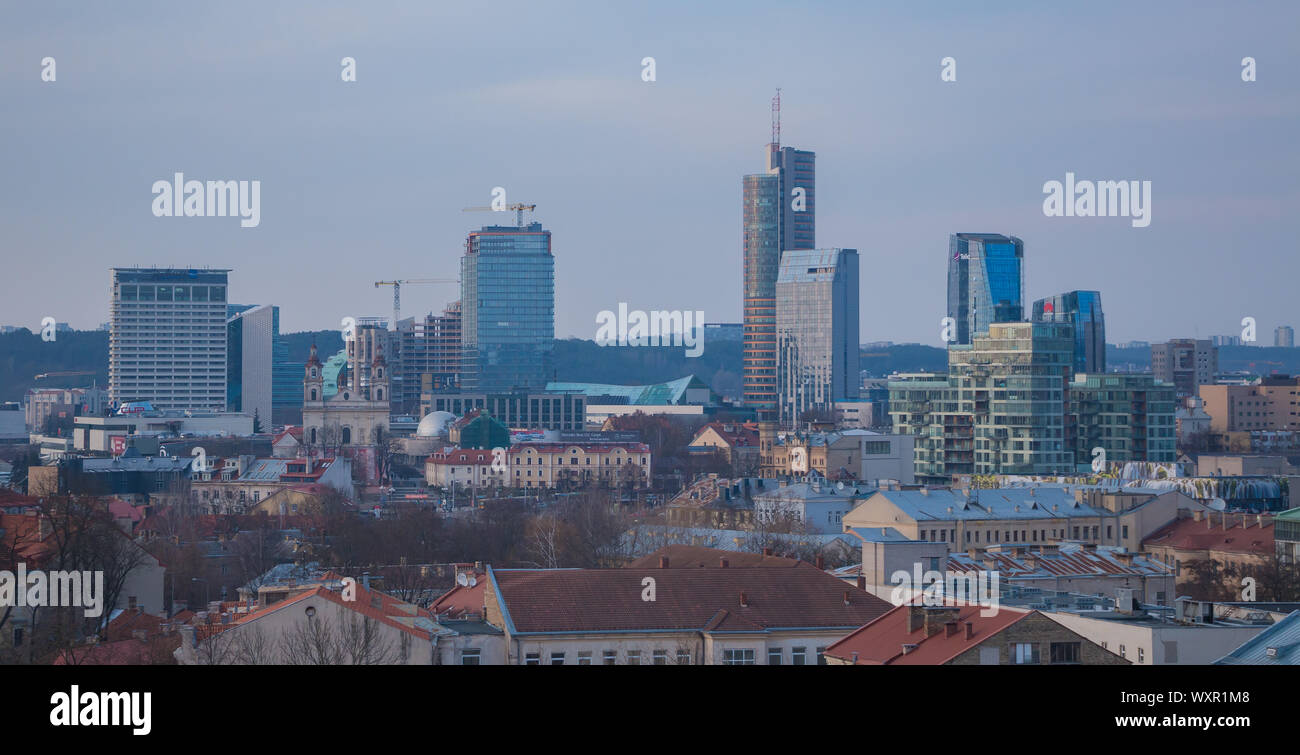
[416,410,456,439]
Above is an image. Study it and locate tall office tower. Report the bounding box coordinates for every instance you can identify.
[109,267,230,411]
[461,221,554,392]
[1150,339,1217,397]
[1033,290,1106,374]
[743,96,815,417]
[1276,325,1295,348]
[226,304,277,427]
[947,233,1024,345]
[396,301,462,413]
[775,248,859,428]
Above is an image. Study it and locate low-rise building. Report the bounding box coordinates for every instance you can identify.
[508,442,650,489]
[425,448,505,489]
[482,562,892,664]
[1047,596,1273,665]
[825,603,1126,665]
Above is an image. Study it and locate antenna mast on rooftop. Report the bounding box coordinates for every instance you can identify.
[771,88,781,147]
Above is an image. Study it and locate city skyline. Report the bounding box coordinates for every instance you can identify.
[2,2,1298,346]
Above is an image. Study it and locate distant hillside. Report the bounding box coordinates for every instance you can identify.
[282,330,345,362]
[14,328,1300,406]
[0,329,109,402]
[859,344,947,376]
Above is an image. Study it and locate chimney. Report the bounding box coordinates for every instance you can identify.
[964,622,974,639]
[1193,510,1203,522]
[922,607,961,637]
[944,621,959,637]
[815,555,825,570]
[842,591,851,606]
[1257,514,1264,529]
[906,605,926,634]
[857,575,867,590]
[720,558,729,568]
[739,591,748,607]
[762,547,773,557]
[851,651,859,663]
[659,556,669,569]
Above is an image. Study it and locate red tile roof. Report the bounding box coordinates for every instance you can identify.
[1143,513,1274,555]
[427,449,494,465]
[825,603,1032,665]
[624,546,804,570]
[490,566,890,634]
[693,422,760,448]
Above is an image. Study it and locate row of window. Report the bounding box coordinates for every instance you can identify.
[512,647,830,665]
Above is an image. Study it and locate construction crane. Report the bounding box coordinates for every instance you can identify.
[34,369,96,379]
[462,202,536,228]
[374,279,458,329]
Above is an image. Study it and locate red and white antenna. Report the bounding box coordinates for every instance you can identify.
[771,88,781,147]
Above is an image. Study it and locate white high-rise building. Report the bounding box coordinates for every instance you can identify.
[109,267,230,411]
[227,303,276,427]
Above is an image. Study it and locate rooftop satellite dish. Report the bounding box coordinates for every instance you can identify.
[468,576,477,587]
[837,481,845,490]
[456,572,469,587]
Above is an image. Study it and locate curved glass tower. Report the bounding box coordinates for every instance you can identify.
[947,233,1024,345]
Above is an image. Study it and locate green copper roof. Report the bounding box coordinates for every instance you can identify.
[544,375,709,405]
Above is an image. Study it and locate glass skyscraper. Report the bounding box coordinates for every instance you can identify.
[1033,290,1105,375]
[775,248,859,428]
[743,144,815,416]
[947,233,1024,345]
[460,222,554,392]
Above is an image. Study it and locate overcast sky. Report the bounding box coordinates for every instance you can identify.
[2,1,1297,345]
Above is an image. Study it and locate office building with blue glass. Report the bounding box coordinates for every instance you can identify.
[460,222,555,393]
[946,233,1024,345]
[1033,290,1106,375]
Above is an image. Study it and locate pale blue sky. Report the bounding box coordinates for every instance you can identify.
[2,1,1297,344]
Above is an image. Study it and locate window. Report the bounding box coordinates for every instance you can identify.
[1010,643,1039,665]
[791,647,807,665]
[1049,642,1080,664]
[652,649,668,665]
[676,649,691,665]
[459,647,482,665]
[12,628,22,647]
[816,647,827,665]
[1138,647,1145,663]
[979,646,1000,665]
[626,650,641,665]
[523,652,540,666]
[550,652,565,665]
[602,650,617,665]
[1119,644,1127,658]
[768,648,782,665]
[723,649,755,665]
[577,651,592,665]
